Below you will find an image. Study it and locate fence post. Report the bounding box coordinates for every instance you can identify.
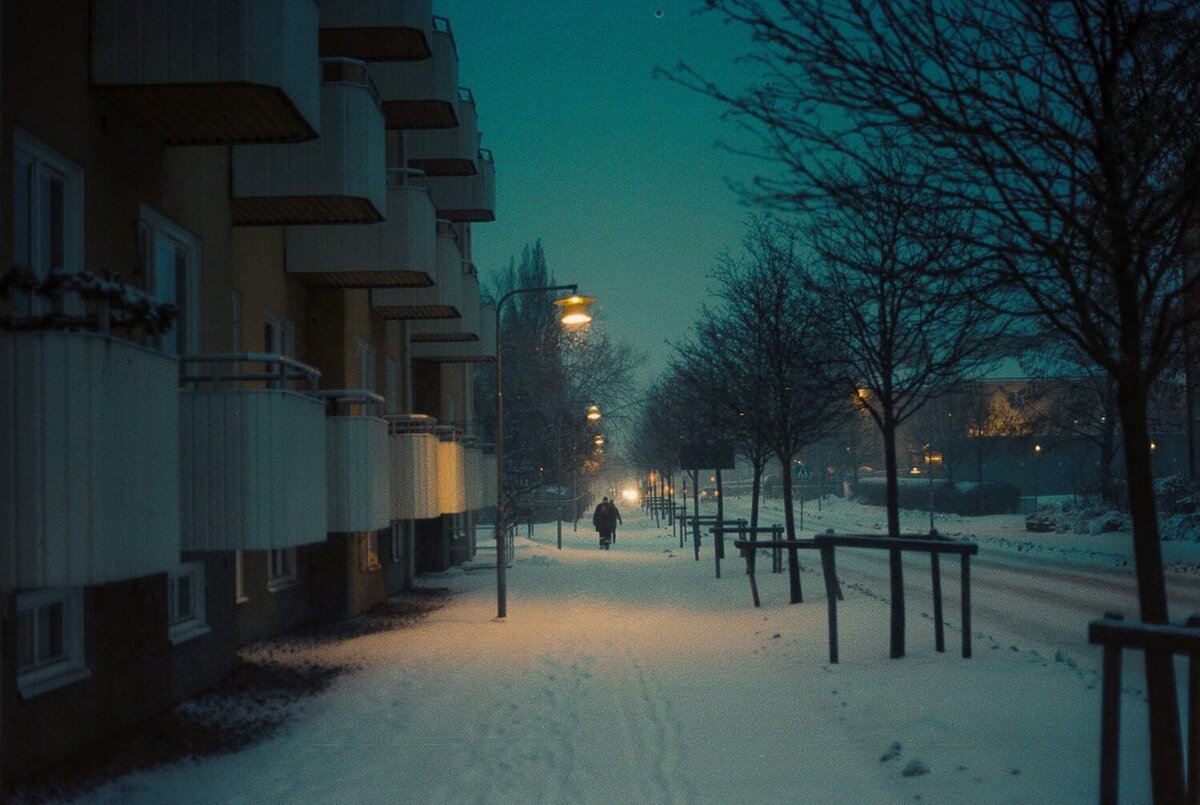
[820,543,839,664]
[1188,613,1200,804]
[931,551,945,653]
[960,552,972,659]
[1099,611,1124,805]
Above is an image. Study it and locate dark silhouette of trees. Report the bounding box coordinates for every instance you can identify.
[670,1,1200,794]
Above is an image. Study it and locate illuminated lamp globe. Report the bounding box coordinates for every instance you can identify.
[586,405,602,421]
[554,294,596,327]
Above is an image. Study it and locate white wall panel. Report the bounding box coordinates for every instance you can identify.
[371,220,462,312]
[181,389,327,551]
[327,416,389,532]
[389,432,440,519]
[0,333,181,588]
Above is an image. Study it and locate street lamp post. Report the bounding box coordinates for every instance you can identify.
[495,285,593,619]
[924,444,942,536]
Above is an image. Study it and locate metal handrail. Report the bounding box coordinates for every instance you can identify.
[433,15,452,34]
[386,413,438,434]
[458,86,475,104]
[479,148,494,162]
[319,56,382,109]
[314,388,386,416]
[387,167,429,190]
[179,353,321,391]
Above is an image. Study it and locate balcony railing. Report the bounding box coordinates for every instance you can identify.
[0,330,181,587]
[406,88,480,176]
[91,0,320,145]
[179,354,327,551]
[388,414,441,520]
[232,57,386,225]
[371,213,465,320]
[285,168,437,288]
[436,426,467,515]
[318,390,390,534]
[426,148,495,222]
[372,17,459,129]
[318,0,434,61]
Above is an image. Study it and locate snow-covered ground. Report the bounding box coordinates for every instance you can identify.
[79,498,1199,804]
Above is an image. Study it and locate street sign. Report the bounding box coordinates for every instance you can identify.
[795,463,813,481]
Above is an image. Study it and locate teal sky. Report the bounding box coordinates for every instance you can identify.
[436,1,762,386]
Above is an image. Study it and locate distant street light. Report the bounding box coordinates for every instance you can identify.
[495,284,595,619]
[1033,443,1043,510]
[586,404,602,421]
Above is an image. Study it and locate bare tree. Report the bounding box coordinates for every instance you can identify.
[669,1,1200,793]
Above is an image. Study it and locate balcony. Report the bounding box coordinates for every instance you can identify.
[232,58,386,226]
[427,148,496,222]
[373,17,459,129]
[436,427,466,515]
[319,0,433,61]
[0,331,181,587]
[409,295,496,363]
[406,89,479,176]
[388,415,441,520]
[285,169,436,288]
[371,218,464,320]
[179,355,327,551]
[320,391,389,533]
[91,0,320,145]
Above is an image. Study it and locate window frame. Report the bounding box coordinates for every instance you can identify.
[234,549,249,604]
[139,204,202,356]
[11,129,85,317]
[167,561,210,644]
[267,547,298,592]
[390,521,411,563]
[264,311,296,358]
[15,587,88,698]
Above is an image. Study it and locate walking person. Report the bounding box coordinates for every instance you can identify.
[592,496,622,549]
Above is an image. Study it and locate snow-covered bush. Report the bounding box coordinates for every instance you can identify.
[0,267,176,334]
[1161,513,1200,542]
[1155,475,1197,516]
[1087,511,1131,535]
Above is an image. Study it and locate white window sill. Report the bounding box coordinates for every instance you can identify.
[168,622,211,645]
[267,577,298,593]
[18,666,91,699]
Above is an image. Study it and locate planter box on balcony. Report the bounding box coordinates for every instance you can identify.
[92,0,320,145]
[388,417,440,520]
[371,218,464,320]
[233,58,385,226]
[373,19,458,129]
[327,415,389,533]
[407,90,479,176]
[181,389,327,551]
[0,332,181,587]
[319,0,433,61]
[427,149,495,222]
[286,170,436,288]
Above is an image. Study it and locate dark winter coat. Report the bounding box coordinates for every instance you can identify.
[592,501,621,533]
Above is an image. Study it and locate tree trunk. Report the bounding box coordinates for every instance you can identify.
[750,460,763,531]
[1116,380,1184,802]
[1099,425,1116,506]
[882,408,905,658]
[716,467,725,525]
[780,453,796,540]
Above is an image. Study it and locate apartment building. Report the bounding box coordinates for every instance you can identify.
[0,0,496,782]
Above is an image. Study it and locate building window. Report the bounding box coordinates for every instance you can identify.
[11,130,85,317]
[264,311,296,357]
[391,521,411,563]
[235,549,248,604]
[139,205,201,357]
[168,562,209,644]
[361,533,381,572]
[267,548,297,591]
[15,588,87,697]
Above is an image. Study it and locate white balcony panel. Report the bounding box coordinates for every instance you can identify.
[233,62,386,226]
[319,0,433,61]
[411,264,479,342]
[91,0,320,144]
[427,151,495,222]
[327,416,390,533]
[371,219,464,319]
[0,332,180,587]
[409,298,495,363]
[286,172,436,287]
[406,93,478,175]
[437,440,466,515]
[464,446,483,510]
[373,22,459,129]
[181,390,327,551]
[389,431,440,519]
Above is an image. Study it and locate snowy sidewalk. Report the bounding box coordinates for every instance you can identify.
[83,510,1148,804]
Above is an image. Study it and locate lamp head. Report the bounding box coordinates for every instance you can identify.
[554,293,596,327]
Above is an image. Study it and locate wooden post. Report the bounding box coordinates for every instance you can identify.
[746,545,761,608]
[714,528,722,579]
[890,548,905,659]
[931,551,945,653]
[1099,612,1125,805]
[960,552,972,659]
[1188,613,1200,804]
[773,525,782,574]
[820,544,839,664]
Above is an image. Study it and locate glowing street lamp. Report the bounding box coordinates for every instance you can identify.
[586,404,602,422]
[495,283,594,618]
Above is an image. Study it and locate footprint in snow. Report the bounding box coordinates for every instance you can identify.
[880,742,902,762]
[902,759,930,777]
